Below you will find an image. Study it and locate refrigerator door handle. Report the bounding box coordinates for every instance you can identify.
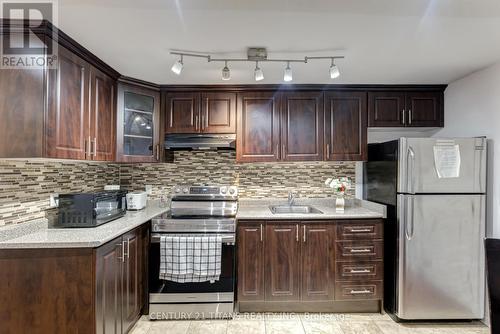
[407,147,416,194]
[405,196,414,240]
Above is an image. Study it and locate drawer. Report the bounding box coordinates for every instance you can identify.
[336,220,383,240]
[335,261,383,281]
[335,240,383,261]
[335,281,383,300]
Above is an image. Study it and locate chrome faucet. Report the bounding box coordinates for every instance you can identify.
[287,191,296,206]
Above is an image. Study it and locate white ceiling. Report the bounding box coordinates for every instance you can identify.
[57,0,500,85]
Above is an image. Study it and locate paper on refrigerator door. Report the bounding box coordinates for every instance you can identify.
[433,144,461,178]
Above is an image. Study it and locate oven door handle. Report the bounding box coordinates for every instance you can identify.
[150,233,236,244]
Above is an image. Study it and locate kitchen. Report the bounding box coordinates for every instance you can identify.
[0,1,498,334]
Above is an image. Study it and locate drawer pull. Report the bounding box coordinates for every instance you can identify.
[350,248,372,253]
[349,289,372,295]
[349,269,371,274]
[349,228,372,233]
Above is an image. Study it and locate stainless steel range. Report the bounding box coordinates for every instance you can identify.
[149,185,238,320]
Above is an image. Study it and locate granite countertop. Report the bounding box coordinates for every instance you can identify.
[236,198,386,220]
[0,201,169,249]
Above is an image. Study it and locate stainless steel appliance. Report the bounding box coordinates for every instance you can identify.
[57,191,127,227]
[364,137,486,321]
[149,185,238,320]
[164,134,236,150]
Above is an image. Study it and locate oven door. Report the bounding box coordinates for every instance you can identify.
[149,233,235,303]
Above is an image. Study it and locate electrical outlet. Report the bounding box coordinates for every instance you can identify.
[145,185,153,195]
[49,194,59,208]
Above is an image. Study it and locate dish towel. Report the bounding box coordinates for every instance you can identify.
[159,235,222,283]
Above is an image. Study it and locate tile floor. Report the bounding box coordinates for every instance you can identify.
[129,313,489,334]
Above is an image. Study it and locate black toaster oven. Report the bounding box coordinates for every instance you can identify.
[57,191,127,227]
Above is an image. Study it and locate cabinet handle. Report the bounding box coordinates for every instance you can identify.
[276,144,279,159]
[260,224,263,242]
[303,225,306,243]
[402,109,406,125]
[348,228,372,233]
[93,137,97,158]
[349,289,372,295]
[88,136,93,158]
[126,238,130,260]
[282,144,285,159]
[156,144,160,161]
[326,144,330,160]
[349,269,371,274]
[408,109,412,125]
[117,242,125,263]
[296,224,299,242]
[350,248,372,253]
[84,138,88,159]
[201,114,205,130]
[195,115,198,131]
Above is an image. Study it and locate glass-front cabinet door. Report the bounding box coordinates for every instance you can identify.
[117,83,162,162]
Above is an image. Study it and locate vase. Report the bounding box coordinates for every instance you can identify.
[335,194,345,212]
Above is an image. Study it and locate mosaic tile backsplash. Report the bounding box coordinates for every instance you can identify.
[0,151,355,226]
[120,151,356,200]
[0,160,120,226]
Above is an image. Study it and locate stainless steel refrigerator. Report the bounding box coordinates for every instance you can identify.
[364,137,486,320]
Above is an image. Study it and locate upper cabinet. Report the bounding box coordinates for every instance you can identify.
[165,91,236,134]
[116,83,162,163]
[324,91,367,161]
[281,91,324,161]
[236,92,281,162]
[46,46,116,161]
[368,91,443,128]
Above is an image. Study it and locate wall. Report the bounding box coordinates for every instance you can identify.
[0,160,120,226]
[120,150,356,199]
[435,61,500,238]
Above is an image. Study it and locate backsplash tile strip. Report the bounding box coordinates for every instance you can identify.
[0,152,355,226]
[0,160,120,226]
[120,151,355,200]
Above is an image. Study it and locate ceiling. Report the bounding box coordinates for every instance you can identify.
[57,0,500,85]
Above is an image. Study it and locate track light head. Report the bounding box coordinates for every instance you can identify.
[221,61,231,81]
[254,61,264,81]
[284,61,293,82]
[329,58,340,79]
[171,55,184,75]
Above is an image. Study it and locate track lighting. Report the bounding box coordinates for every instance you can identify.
[329,59,340,79]
[283,61,292,82]
[168,49,344,81]
[221,61,231,81]
[171,55,183,75]
[254,61,264,81]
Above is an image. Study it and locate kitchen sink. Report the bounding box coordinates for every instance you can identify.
[269,205,323,214]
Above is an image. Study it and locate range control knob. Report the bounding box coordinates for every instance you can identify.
[182,187,189,194]
[228,187,237,195]
[174,187,181,193]
[220,187,227,194]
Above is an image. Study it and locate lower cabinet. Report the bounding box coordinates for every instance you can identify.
[96,225,149,334]
[237,219,383,311]
[0,224,149,334]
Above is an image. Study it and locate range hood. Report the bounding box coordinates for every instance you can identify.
[165,134,236,150]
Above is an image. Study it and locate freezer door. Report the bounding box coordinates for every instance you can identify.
[396,194,485,319]
[398,137,486,194]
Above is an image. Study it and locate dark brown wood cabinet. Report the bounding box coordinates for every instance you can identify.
[90,67,116,161]
[265,222,301,301]
[236,92,281,162]
[116,83,162,162]
[94,225,149,334]
[0,224,149,334]
[237,222,265,301]
[301,223,335,301]
[324,91,368,161]
[368,91,443,127]
[165,92,236,134]
[237,219,383,312]
[281,91,324,161]
[46,46,91,160]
